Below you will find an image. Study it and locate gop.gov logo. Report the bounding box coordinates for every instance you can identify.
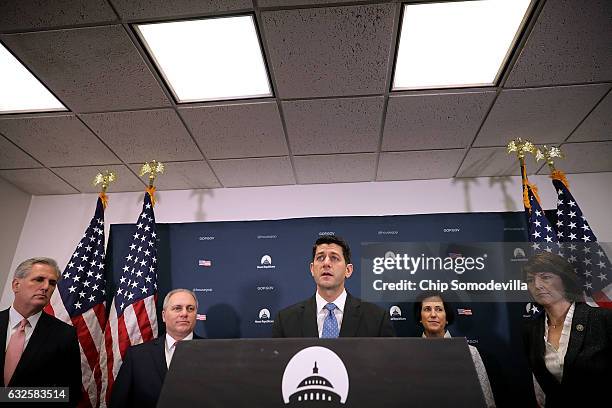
[255,308,273,324]
[257,255,276,269]
[523,302,541,318]
[281,346,349,406]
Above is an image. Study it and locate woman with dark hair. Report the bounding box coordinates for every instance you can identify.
[522,251,612,407]
[414,291,496,408]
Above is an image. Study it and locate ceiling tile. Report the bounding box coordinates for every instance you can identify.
[0,135,40,169]
[383,91,496,151]
[179,102,287,159]
[377,149,464,181]
[110,0,252,20]
[474,84,611,147]
[294,153,376,184]
[129,161,221,190]
[456,147,521,178]
[505,0,612,87]
[261,4,396,98]
[283,97,383,155]
[568,91,612,142]
[0,26,170,112]
[52,164,145,193]
[0,114,120,167]
[81,109,202,163]
[0,168,78,195]
[538,141,612,174]
[0,0,116,33]
[259,1,364,7]
[210,157,295,187]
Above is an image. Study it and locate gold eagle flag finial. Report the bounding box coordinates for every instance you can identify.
[93,170,116,208]
[139,160,165,205]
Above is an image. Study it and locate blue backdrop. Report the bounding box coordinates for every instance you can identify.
[106,211,538,407]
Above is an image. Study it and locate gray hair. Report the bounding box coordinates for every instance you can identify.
[162,288,198,310]
[14,257,61,280]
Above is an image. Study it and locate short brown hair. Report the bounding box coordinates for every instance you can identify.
[523,252,582,301]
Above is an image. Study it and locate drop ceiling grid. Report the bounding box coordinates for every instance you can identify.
[0,0,610,195]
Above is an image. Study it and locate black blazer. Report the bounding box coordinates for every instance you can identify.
[0,308,82,407]
[109,333,203,408]
[522,303,612,407]
[272,292,395,338]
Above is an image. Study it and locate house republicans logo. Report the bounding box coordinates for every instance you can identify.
[281,346,349,406]
[511,247,528,262]
[257,255,276,269]
[255,308,273,324]
[389,306,406,321]
[523,302,541,318]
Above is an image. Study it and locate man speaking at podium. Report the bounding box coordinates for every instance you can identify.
[110,289,202,408]
[272,235,394,338]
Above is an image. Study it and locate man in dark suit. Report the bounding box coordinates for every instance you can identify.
[1,257,82,407]
[110,288,203,408]
[273,235,394,338]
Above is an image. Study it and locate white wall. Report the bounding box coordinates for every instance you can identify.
[2,172,611,308]
[0,178,31,300]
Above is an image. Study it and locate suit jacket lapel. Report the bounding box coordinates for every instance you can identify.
[301,296,319,337]
[151,337,168,382]
[563,303,588,376]
[11,311,51,384]
[339,293,360,337]
[0,309,9,376]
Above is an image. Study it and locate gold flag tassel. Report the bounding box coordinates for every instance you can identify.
[93,170,117,208]
[139,160,165,206]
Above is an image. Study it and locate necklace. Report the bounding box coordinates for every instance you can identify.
[547,316,564,329]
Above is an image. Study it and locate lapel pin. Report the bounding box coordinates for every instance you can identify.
[575,324,584,332]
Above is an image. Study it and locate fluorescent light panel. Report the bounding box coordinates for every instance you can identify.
[0,43,66,114]
[136,15,272,103]
[393,0,533,90]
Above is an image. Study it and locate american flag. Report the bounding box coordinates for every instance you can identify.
[44,196,107,408]
[525,184,558,245]
[552,178,612,308]
[102,192,159,404]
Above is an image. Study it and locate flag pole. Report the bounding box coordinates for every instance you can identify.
[507,138,537,209]
[139,160,164,206]
[93,170,117,209]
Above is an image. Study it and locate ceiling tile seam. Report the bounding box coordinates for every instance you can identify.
[0,131,46,169]
[72,113,147,189]
[533,86,612,174]
[0,20,120,36]
[497,0,547,88]
[373,1,403,182]
[452,87,504,178]
[253,0,298,185]
[0,37,72,115]
[106,0,254,25]
[256,0,386,13]
[45,167,81,193]
[503,80,612,91]
[115,20,225,188]
[280,93,387,102]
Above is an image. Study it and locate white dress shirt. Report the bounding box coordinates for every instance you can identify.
[315,289,347,338]
[543,302,575,383]
[164,332,194,368]
[5,307,42,351]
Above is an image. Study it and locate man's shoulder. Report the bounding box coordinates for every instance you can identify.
[129,337,163,353]
[346,294,386,317]
[39,312,77,336]
[277,298,313,316]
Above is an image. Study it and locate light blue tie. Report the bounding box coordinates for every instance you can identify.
[321,303,339,338]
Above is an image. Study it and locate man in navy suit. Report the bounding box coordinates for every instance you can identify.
[272,235,394,338]
[110,288,202,408]
[0,257,82,407]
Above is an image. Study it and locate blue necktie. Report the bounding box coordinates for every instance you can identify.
[321,303,339,338]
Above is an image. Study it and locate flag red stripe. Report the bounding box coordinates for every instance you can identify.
[70,312,103,406]
[43,303,55,316]
[133,300,154,342]
[104,325,115,403]
[117,314,131,360]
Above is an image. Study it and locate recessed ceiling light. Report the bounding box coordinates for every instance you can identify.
[135,15,273,103]
[0,42,66,114]
[392,0,533,90]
